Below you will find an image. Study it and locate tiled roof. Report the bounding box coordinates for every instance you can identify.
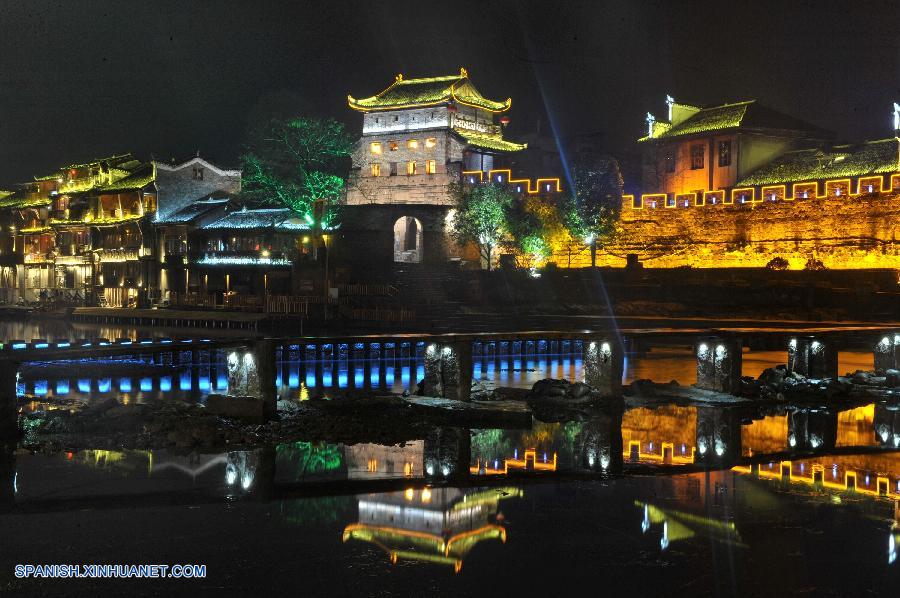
[348,69,511,112]
[738,138,900,185]
[452,129,527,152]
[641,100,830,141]
[156,196,230,224]
[0,192,50,209]
[203,207,311,231]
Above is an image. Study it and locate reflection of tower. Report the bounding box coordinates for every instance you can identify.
[344,441,424,479]
[787,409,838,451]
[874,403,900,448]
[578,410,624,474]
[0,449,14,513]
[343,486,521,573]
[696,407,742,465]
[424,427,471,481]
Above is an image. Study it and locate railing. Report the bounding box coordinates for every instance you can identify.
[266,295,308,315]
[339,283,400,297]
[169,292,217,308]
[341,306,415,323]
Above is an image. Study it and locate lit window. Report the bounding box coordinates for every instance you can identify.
[370,142,382,155]
[370,163,381,177]
[406,161,417,175]
[389,141,398,151]
[718,140,732,167]
[425,138,437,148]
[407,139,418,149]
[425,160,436,174]
[690,145,704,170]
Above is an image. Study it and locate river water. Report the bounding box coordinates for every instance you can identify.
[2,319,899,595]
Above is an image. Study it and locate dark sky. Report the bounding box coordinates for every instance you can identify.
[0,0,897,186]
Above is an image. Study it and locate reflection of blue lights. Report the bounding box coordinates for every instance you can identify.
[217,374,228,390]
[11,343,26,350]
[160,377,172,392]
[306,371,316,388]
[34,380,48,395]
[323,369,332,387]
[401,366,410,387]
[56,380,70,394]
[34,343,49,349]
[119,378,132,392]
[473,362,482,380]
[78,379,91,393]
[370,366,379,387]
[338,371,348,388]
[354,367,364,387]
[385,367,395,386]
[140,378,153,392]
[275,373,282,387]
[416,365,424,384]
[180,372,192,390]
[98,378,111,393]
[16,382,25,395]
[199,376,210,391]
[56,342,70,348]
[288,367,300,388]
[140,340,153,345]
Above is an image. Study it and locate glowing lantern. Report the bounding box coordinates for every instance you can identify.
[499,116,510,126]
[447,104,458,113]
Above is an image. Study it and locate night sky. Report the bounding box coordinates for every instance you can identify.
[0,0,897,187]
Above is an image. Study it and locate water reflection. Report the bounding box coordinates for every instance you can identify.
[343,486,521,573]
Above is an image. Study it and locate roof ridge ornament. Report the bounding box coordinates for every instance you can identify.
[893,102,899,132]
[646,113,656,139]
[395,73,403,82]
[460,67,468,78]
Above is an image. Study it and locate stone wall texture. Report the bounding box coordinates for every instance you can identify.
[552,191,900,269]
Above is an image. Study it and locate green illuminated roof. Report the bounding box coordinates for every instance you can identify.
[738,138,900,185]
[0,192,50,209]
[640,100,830,141]
[98,164,155,193]
[348,68,511,113]
[452,128,526,152]
[62,153,135,170]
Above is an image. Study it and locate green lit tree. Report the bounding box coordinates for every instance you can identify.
[504,198,550,268]
[241,116,352,229]
[450,182,513,270]
[559,154,623,267]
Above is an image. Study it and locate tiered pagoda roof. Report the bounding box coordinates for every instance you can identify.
[348,68,511,113]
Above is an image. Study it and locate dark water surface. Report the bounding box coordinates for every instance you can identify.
[4,399,900,596]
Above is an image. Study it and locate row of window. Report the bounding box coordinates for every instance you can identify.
[371,160,437,176]
[370,138,437,154]
[665,140,732,172]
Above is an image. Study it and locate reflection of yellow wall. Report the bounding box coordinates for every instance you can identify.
[836,404,875,447]
[623,405,697,448]
[741,415,788,456]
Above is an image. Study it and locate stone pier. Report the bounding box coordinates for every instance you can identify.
[578,410,624,474]
[874,333,900,374]
[223,339,278,420]
[695,337,742,394]
[787,408,837,451]
[695,406,742,465]
[422,341,472,402]
[787,336,838,379]
[582,339,624,396]
[423,427,471,482]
